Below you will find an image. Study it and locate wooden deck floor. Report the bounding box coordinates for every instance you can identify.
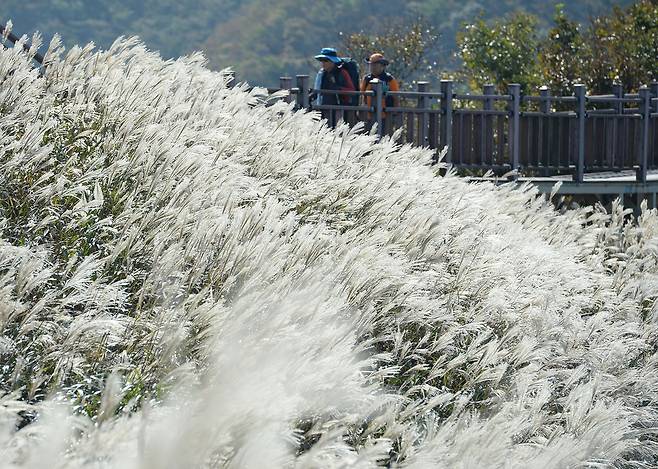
[468,170,658,208]
[470,170,658,194]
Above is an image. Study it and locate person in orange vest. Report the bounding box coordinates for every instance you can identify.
[360,53,400,120]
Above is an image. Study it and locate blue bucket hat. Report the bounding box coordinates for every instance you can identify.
[314,47,342,64]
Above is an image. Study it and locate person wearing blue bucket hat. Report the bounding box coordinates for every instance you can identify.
[312,47,356,106]
[314,47,342,64]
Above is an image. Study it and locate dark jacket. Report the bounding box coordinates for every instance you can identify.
[314,64,356,106]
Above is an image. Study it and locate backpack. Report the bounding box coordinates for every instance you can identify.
[339,58,360,106]
[364,72,396,108]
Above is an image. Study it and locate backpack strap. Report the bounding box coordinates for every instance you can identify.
[380,72,393,83]
[364,72,393,84]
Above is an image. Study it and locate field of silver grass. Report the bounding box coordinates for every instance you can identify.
[1,28,658,468]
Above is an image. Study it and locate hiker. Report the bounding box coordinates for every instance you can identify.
[312,48,357,106]
[360,53,400,129]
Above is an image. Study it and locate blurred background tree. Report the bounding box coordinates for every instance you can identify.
[456,0,658,94]
[457,12,542,94]
[340,20,439,86]
[538,4,586,96]
[583,0,658,93]
[2,0,635,87]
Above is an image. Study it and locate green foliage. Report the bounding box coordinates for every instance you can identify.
[458,0,658,95]
[584,0,658,93]
[340,20,439,85]
[457,12,542,93]
[538,4,586,96]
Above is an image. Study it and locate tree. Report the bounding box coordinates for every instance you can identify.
[538,4,586,96]
[340,20,439,86]
[583,0,658,94]
[457,1,658,95]
[457,12,542,94]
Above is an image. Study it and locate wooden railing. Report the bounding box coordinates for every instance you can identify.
[1,23,44,66]
[274,75,658,182]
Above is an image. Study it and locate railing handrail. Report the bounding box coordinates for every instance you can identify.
[309,88,374,96]
[454,93,512,101]
[388,90,443,99]
[587,96,642,104]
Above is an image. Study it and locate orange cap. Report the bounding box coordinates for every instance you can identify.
[365,53,389,65]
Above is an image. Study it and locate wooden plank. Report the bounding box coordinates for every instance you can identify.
[554,116,562,168]
[464,113,473,164]
[624,117,633,168]
[570,116,578,172]
[597,116,605,167]
[623,117,631,168]
[454,112,463,165]
[406,112,415,144]
[485,111,493,166]
[537,115,544,169]
[633,117,641,168]
[649,117,658,168]
[473,113,482,165]
[546,115,553,168]
[497,115,506,166]
[384,113,394,136]
[605,117,613,168]
[520,115,529,167]
[596,117,604,167]
[532,116,539,168]
[585,116,594,166]
[429,113,438,149]
[566,116,573,169]
[614,115,623,170]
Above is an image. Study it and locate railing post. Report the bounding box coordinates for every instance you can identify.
[417,81,429,146]
[372,79,384,139]
[296,74,309,109]
[574,84,586,183]
[651,81,658,113]
[538,86,551,170]
[440,80,453,163]
[611,83,623,169]
[638,85,650,183]
[612,82,623,114]
[539,86,551,113]
[508,83,521,172]
[279,76,292,103]
[483,84,495,111]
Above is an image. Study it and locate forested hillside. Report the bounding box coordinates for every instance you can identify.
[2,0,633,86]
